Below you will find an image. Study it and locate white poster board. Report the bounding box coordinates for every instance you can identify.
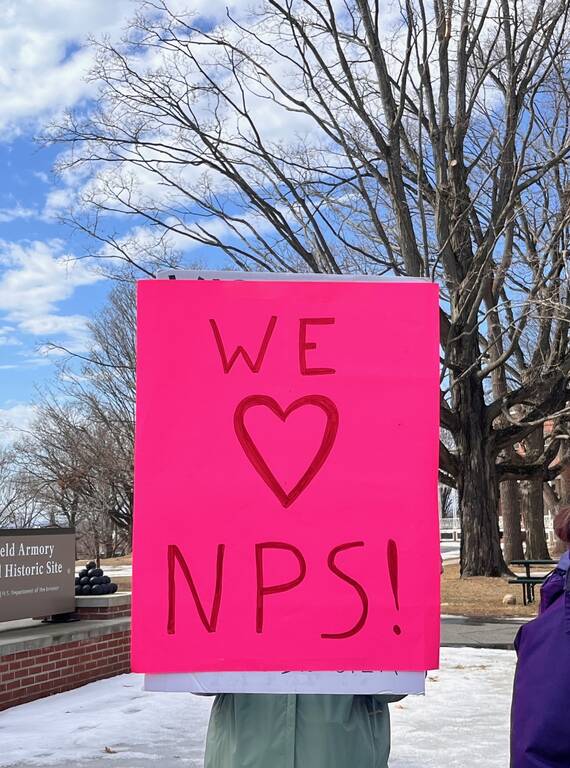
[145,670,424,695]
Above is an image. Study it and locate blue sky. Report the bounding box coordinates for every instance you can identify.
[0,0,139,438]
[0,132,115,439]
[0,139,110,397]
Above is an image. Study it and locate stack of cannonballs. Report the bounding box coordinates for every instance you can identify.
[75,561,119,596]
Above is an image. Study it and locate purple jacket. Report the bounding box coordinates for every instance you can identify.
[510,553,570,768]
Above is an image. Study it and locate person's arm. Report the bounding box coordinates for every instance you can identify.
[372,693,406,706]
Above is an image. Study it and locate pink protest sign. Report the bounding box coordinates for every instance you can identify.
[132,278,440,673]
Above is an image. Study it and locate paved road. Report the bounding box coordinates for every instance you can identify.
[440,542,460,561]
[441,615,526,650]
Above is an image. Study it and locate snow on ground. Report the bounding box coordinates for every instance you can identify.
[390,648,515,767]
[440,542,460,561]
[75,566,133,578]
[0,648,515,768]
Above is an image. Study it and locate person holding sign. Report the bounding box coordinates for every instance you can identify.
[204,691,403,767]
[132,276,440,767]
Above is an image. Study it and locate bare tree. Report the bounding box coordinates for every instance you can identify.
[49,0,570,575]
[0,449,19,527]
[13,397,131,558]
[14,401,89,532]
[0,449,45,529]
[50,282,137,538]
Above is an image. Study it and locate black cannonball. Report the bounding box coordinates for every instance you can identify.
[100,583,111,595]
[89,576,104,585]
[110,583,118,594]
[86,561,97,570]
[88,568,104,578]
[75,585,82,596]
[75,576,80,585]
[78,569,88,578]
[81,584,91,595]
[102,575,111,584]
[91,584,104,595]
[79,576,90,586]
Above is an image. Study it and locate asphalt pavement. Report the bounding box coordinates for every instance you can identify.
[441,614,526,650]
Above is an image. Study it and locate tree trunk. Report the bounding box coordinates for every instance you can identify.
[521,478,550,559]
[484,298,521,565]
[544,468,570,558]
[102,515,115,559]
[457,372,508,576]
[501,477,524,563]
[93,528,101,568]
[560,468,570,505]
[520,429,550,560]
[543,482,565,557]
[553,468,570,555]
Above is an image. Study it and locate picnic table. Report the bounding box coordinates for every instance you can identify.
[508,559,557,606]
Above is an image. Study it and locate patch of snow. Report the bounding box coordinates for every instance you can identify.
[0,648,515,767]
[0,677,211,767]
[75,566,132,578]
[390,648,515,767]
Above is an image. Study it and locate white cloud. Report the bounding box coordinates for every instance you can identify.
[0,403,37,445]
[41,187,76,222]
[0,0,245,136]
[0,325,22,346]
[0,239,103,351]
[0,0,134,133]
[0,204,36,223]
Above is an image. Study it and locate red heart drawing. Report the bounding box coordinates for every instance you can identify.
[234,394,339,508]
